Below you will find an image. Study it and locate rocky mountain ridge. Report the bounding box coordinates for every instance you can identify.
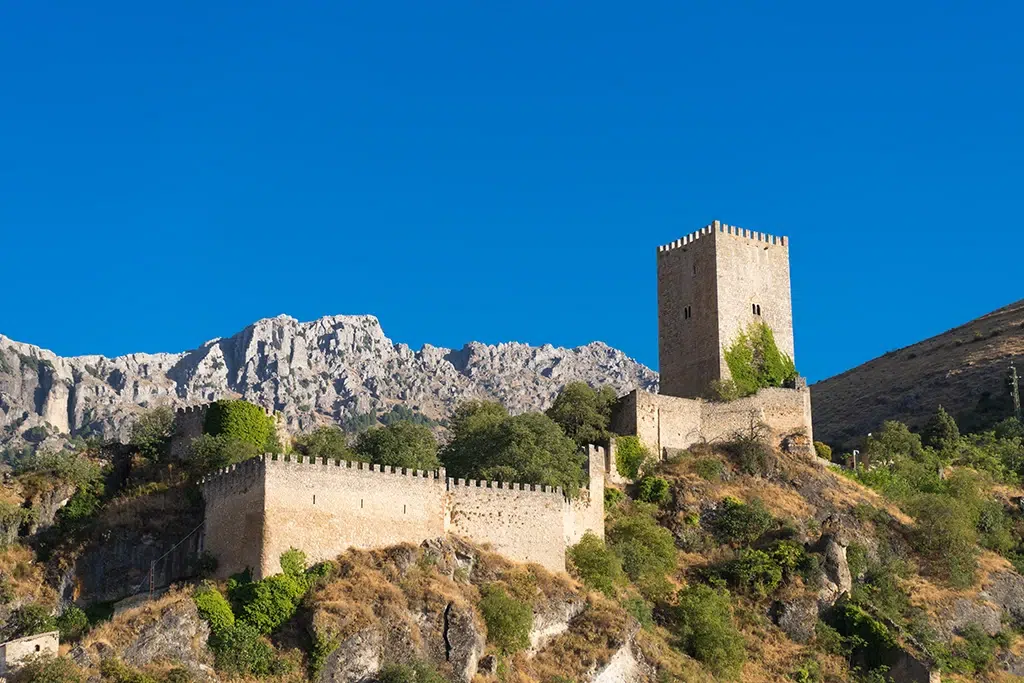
[0,314,658,447]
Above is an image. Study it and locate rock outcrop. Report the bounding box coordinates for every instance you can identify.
[0,315,657,447]
[815,514,852,608]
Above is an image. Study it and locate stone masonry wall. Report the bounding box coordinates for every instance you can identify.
[168,405,208,461]
[0,631,59,674]
[201,449,608,579]
[261,458,447,577]
[201,458,266,579]
[657,225,720,398]
[611,387,812,458]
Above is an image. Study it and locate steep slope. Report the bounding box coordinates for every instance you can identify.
[812,299,1024,447]
[0,315,657,446]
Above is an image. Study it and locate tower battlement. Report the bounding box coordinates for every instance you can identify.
[657,219,788,254]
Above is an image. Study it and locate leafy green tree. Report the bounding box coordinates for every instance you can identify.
[922,405,960,453]
[479,585,532,654]
[442,402,586,496]
[671,585,746,677]
[607,505,677,591]
[615,436,650,480]
[568,532,625,596]
[194,584,235,635]
[354,422,439,470]
[129,406,176,462]
[545,382,617,447]
[726,549,783,597]
[204,400,278,452]
[910,493,978,588]
[55,606,89,642]
[10,603,56,638]
[292,426,355,461]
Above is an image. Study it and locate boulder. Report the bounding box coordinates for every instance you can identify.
[529,595,587,654]
[982,570,1024,626]
[318,629,382,683]
[773,595,818,643]
[120,598,210,672]
[814,515,851,608]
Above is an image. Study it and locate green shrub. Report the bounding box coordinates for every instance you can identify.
[671,584,745,677]
[99,658,156,683]
[942,623,1003,674]
[722,322,797,397]
[568,532,624,597]
[604,487,625,509]
[709,497,774,546]
[209,622,278,676]
[615,436,650,480]
[909,493,978,588]
[724,425,777,476]
[279,547,308,576]
[693,457,725,481]
[186,434,259,478]
[769,539,811,578]
[353,422,440,471]
[636,476,670,506]
[194,584,235,635]
[377,661,447,683]
[813,441,833,461]
[204,400,277,452]
[726,549,783,597]
[234,573,307,635]
[13,655,85,683]
[846,543,868,580]
[623,596,653,628]
[814,621,847,657]
[479,584,532,654]
[11,602,56,638]
[833,602,896,669]
[55,606,89,642]
[606,506,678,589]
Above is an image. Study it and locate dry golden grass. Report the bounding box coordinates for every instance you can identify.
[0,544,57,608]
[83,587,197,652]
[517,595,628,682]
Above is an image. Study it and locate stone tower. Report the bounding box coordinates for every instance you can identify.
[657,219,794,398]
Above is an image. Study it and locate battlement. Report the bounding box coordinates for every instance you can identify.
[175,402,274,418]
[447,477,562,496]
[657,219,788,254]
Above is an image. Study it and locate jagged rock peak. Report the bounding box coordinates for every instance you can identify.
[0,314,658,446]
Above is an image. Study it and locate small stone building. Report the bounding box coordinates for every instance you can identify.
[0,631,58,675]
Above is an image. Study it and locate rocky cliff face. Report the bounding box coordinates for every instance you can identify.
[0,315,657,446]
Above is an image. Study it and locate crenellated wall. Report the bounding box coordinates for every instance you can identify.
[201,447,609,579]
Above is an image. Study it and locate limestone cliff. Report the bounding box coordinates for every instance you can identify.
[0,314,657,447]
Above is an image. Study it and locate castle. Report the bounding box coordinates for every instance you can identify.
[199,220,813,578]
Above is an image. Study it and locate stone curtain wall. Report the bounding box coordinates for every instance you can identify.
[261,458,447,577]
[200,458,267,579]
[447,480,566,572]
[201,448,609,578]
[656,220,794,398]
[611,387,813,458]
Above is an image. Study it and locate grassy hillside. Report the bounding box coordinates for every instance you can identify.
[812,299,1024,448]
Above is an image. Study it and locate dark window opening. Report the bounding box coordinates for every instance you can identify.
[403,504,407,514]
[683,305,692,320]
[360,499,363,509]
[692,263,697,276]
[35,645,40,652]
[752,304,761,316]
[313,494,316,505]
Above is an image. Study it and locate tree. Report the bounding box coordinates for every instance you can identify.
[353,422,439,471]
[671,585,746,677]
[922,406,960,453]
[568,532,625,596]
[442,403,587,497]
[910,493,978,588]
[129,406,176,461]
[606,505,677,591]
[545,382,617,447]
[293,426,355,461]
[478,585,532,654]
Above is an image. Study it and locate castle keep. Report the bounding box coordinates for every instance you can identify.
[202,446,606,579]
[612,219,812,456]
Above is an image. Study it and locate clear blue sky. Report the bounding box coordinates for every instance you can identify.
[1,1,1021,382]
